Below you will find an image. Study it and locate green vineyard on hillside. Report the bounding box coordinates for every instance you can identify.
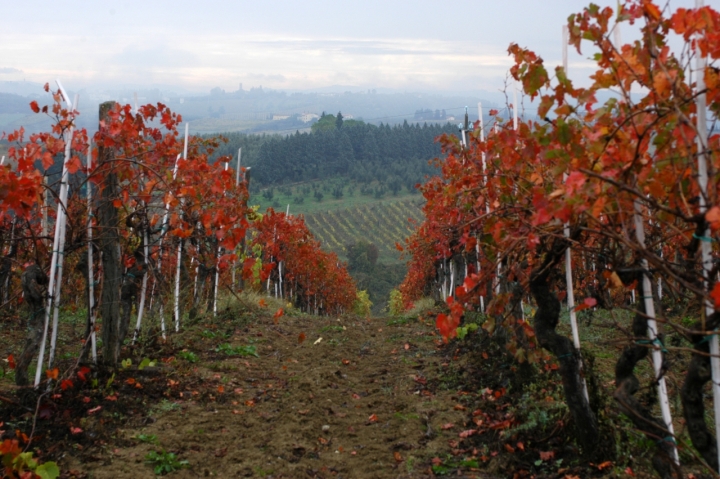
[303,197,423,264]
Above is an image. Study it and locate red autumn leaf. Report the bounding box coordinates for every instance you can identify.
[70,427,83,435]
[393,451,403,462]
[539,450,555,461]
[711,282,720,309]
[30,101,40,113]
[7,354,15,370]
[459,429,477,438]
[516,441,525,451]
[298,332,306,344]
[60,379,73,390]
[504,443,515,453]
[368,413,379,423]
[597,460,613,470]
[65,155,83,175]
[87,406,102,415]
[273,308,284,324]
[77,366,91,382]
[217,385,224,394]
[441,423,455,430]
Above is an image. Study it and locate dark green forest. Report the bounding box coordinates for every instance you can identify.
[211,113,456,191]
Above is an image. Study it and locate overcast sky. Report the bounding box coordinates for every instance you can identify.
[0,0,715,95]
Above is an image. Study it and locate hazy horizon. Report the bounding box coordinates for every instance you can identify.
[2,0,710,98]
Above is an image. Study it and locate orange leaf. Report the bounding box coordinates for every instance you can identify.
[368,413,379,423]
[644,2,661,20]
[258,298,267,307]
[707,206,720,232]
[46,368,59,380]
[539,450,555,460]
[298,332,306,344]
[393,451,403,462]
[504,443,515,453]
[597,461,613,470]
[217,385,225,394]
[441,423,455,430]
[273,308,284,324]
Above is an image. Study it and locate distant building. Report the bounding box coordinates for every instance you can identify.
[272,115,290,121]
[301,113,320,123]
[343,114,354,120]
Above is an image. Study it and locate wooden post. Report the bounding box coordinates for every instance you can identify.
[97,101,123,366]
[86,141,97,364]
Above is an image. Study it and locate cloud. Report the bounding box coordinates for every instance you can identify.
[112,45,198,68]
[0,67,23,74]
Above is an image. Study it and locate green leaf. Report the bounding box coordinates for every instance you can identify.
[121,359,132,369]
[138,358,155,370]
[35,462,60,479]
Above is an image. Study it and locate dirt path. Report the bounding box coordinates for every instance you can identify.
[62,312,483,478]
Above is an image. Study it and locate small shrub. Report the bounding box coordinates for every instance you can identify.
[387,289,404,316]
[145,450,189,475]
[353,290,372,317]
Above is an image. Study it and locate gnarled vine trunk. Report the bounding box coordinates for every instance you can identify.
[15,264,48,386]
[614,270,679,479]
[681,312,719,471]
[529,243,599,456]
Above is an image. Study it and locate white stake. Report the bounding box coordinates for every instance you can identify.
[36,86,76,385]
[174,124,189,331]
[634,200,679,463]
[132,228,149,342]
[48,94,80,369]
[695,1,720,470]
[154,154,181,339]
[212,162,229,316]
[86,141,97,364]
[231,148,242,290]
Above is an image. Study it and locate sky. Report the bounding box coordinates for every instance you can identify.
[0,0,716,95]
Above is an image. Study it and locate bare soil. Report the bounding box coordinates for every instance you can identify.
[0,303,707,478]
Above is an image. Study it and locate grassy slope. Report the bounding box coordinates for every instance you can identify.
[251,184,424,264]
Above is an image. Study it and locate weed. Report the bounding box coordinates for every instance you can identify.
[320,325,344,333]
[215,343,258,357]
[134,434,159,445]
[145,450,189,475]
[201,330,217,339]
[393,412,419,421]
[177,351,198,363]
[150,399,180,417]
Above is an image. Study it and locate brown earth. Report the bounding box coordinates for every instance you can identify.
[0,302,707,478]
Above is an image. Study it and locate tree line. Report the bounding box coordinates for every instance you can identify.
[249,115,457,190]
